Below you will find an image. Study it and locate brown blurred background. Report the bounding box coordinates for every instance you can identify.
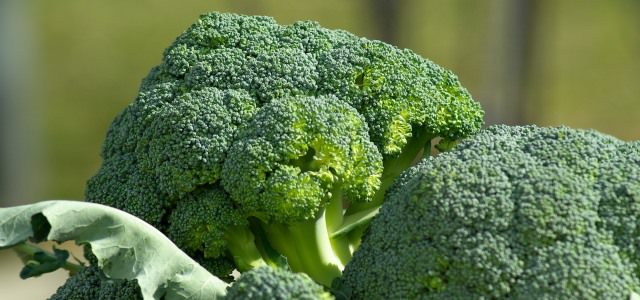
[1,0,638,298]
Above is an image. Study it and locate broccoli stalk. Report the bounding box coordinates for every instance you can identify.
[261,186,350,287]
[223,226,267,271]
[324,184,353,264]
[346,128,434,215]
[266,214,344,287]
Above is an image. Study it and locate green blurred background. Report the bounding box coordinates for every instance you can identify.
[0,0,638,297]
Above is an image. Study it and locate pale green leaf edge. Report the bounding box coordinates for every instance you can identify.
[0,200,228,300]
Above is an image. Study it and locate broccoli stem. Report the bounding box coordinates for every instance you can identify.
[346,130,433,215]
[260,222,305,272]
[248,218,295,269]
[324,185,353,265]
[330,205,380,239]
[287,213,344,287]
[263,211,344,287]
[224,226,266,271]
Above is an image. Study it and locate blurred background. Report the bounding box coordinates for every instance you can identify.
[1,0,638,297]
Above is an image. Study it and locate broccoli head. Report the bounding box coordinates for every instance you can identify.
[337,125,640,299]
[85,11,483,286]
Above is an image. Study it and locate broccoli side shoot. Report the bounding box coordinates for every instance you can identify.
[337,125,640,299]
[225,266,333,300]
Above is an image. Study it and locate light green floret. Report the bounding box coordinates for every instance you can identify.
[222,95,382,286]
[222,95,382,222]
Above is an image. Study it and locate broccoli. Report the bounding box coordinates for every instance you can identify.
[85,11,483,286]
[10,10,640,299]
[49,265,143,300]
[225,266,333,300]
[46,245,142,300]
[51,250,330,300]
[51,260,329,300]
[221,95,382,284]
[336,125,640,299]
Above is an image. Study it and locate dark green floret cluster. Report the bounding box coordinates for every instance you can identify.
[83,10,483,290]
[337,125,640,299]
[48,265,142,300]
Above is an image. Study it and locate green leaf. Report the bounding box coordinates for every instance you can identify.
[0,200,228,300]
[19,246,70,279]
[12,243,83,276]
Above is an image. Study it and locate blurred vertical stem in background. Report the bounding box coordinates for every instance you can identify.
[0,0,42,206]
[481,0,539,125]
[372,0,400,44]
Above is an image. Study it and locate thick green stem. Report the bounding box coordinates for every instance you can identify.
[324,186,352,265]
[287,214,343,287]
[263,213,343,287]
[261,222,304,271]
[224,226,266,271]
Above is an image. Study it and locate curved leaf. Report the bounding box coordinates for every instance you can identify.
[0,200,228,300]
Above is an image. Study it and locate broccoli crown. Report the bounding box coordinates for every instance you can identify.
[222,95,382,223]
[150,12,483,155]
[85,11,482,285]
[48,265,142,300]
[224,266,333,300]
[337,125,640,299]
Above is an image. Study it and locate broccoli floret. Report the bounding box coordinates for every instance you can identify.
[47,245,144,300]
[96,83,257,201]
[225,266,333,300]
[86,11,483,287]
[222,95,382,285]
[167,185,247,259]
[49,265,142,300]
[137,87,257,198]
[223,96,382,223]
[337,125,640,299]
[85,153,167,229]
[166,185,270,272]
